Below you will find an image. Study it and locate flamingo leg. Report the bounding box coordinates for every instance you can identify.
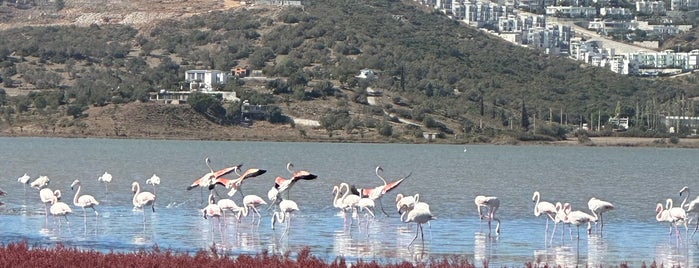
[83,208,87,226]
[409,223,420,248]
[378,198,390,217]
[692,220,699,238]
[282,212,291,238]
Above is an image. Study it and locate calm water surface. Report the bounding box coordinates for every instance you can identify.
[1,137,699,266]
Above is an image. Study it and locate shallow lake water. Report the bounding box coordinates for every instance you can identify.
[1,137,699,266]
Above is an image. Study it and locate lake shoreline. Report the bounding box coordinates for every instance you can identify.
[2,130,699,149]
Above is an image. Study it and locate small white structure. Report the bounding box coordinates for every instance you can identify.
[356,69,377,79]
[608,117,629,129]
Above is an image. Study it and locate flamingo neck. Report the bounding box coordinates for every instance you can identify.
[241,204,250,217]
[275,210,286,223]
[681,191,689,208]
[73,183,81,206]
[132,183,141,205]
[340,183,349,202]
[376,169,387,186]
[332,186,342,208]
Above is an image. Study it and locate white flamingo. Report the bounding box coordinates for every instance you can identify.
[588,197,614,234]
[564,209,597,240]
[70,179,99,225]
[532,191,557,235]
[395,193,417,215]
[146,174,161,194]
[217,198,243,224]
[49,195,72,230]
[399,195,434,248]
[39,188,61,222]
[357,197,376,219]
[475,195,500,235]
[272,199,299,238]
[550,202,571,242]
[17,173,31,192]
[339,183,361,226]
[665,198,688,240]
[679,186,699,237]
[97,172,112,194]
[132,182,156,223]
[30,175,50,190]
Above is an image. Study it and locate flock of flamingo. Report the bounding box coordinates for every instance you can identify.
[4,156,698,249]
[0,157,439,247]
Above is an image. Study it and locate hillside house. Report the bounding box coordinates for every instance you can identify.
[185,70,230,91]
[356,69,377,79]
[232,66,249,78]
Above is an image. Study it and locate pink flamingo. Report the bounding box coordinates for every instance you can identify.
[202,193,224,242]
[239,195,267,226]
[351,166,410,216]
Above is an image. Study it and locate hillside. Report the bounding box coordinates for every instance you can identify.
[0,0,698,145]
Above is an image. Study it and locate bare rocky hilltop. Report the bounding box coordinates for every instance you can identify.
[0,0,242,31]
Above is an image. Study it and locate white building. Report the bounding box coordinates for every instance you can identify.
[545,6,596,18]
[184,70,230,91]
[636,0,666,15]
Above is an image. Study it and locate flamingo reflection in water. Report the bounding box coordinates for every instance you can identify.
[474,231,498,266]
[587,233,609,267]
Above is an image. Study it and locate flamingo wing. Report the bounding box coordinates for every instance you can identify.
[231,168,267,186]
[274,176,289,189]
[186,178,203,190]
[290,170,317,181]
[381,176,407,195]
[214,177,232,188]
[213,166,239,179]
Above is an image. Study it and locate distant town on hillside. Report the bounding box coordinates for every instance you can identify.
[410,0,698,76]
